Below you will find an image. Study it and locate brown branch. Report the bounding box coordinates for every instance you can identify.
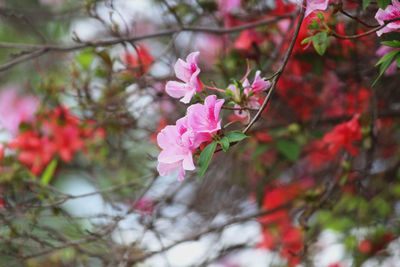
[0,48,48,72]
[331,17,400,40]
[339,8,378,28]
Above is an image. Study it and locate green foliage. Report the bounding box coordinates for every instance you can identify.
[363,0,372,10]
[312,32,329,56]
[276,139,300,161]
[77,49,95,69]
[377,0,391,10]
[301,37,311,45]
[218,137,230,152]
[225,131,248,143]
[198,142,217,179]
[380,40,400,48]
[40,159,58,185]
[373,49,400,86]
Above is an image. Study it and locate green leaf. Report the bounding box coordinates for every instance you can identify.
[77,50,94,69]
[308,19,319,30]
[276,140,300,161]
[317,12,324,21]
[226,131,249,143]
[41,159,58,185]
[362,0,371,10]
[377,0,391,10]
[198,142,217,179]
[219,137,230,152]
[301,37,311,45]
[311,32,329,56]
[375,49,400,66]
[381,40,400,48]
[372,50,400,86]
[397,53,400,68]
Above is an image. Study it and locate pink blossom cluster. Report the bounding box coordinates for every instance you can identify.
[157,95,224,181]
[375,0,400,36]
[229,71,270,118]
[158,52,269,180]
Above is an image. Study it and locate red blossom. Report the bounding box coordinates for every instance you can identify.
[233,29,263,52]
[308,114,362,168]
[358,240,372,254]
[123,44,154,74]
[258,180,313,266]
[323,114,362,156]
[9,106,105,175]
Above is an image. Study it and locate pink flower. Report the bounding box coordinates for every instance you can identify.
[165,52,203,104]
[305,0,329,18]
[186,95,224,141]
[243,71,271,95]
[157,95,225,181]
[157,118,196,181]
[0,88,39,135]
[375,0,400,36]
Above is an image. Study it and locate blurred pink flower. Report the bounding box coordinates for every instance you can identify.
[194,34,225,67]
[0,143,4,163]
[0,88,39,135]
[186,95,224,141]
[135,197,154,216]
[375,0,400,36]
[165,51,203,103]
[157,118,196,181]
[217,0,241,15]
[305,0,329,18]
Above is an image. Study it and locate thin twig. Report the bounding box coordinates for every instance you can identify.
[331,17,400,40]
[242,1,306,134]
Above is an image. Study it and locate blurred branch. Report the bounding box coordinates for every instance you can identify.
[126,203,292,264]
[0,13,295,72]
